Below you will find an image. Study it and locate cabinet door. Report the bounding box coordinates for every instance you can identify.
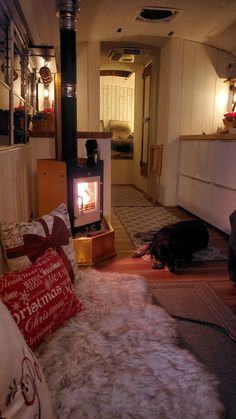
[178,174,211,221]
[180,140,212,181]
[178,139,236,233]
[212,141,236,189]
[192,177,211,223]
[211,141,236,233]
[178,174,194,212]
[180,140,199,177]
[210,185,236,234]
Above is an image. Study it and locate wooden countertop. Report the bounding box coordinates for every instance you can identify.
[77,131,112,139]
[180,133,236,141]
[29,131,112,139]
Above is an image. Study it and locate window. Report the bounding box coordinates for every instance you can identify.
[0,4,35,146]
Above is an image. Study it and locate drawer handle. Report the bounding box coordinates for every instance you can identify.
[212,182,236,192]
[180,173,210,184]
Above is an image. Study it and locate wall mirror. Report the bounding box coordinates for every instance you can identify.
[100,70,135,159]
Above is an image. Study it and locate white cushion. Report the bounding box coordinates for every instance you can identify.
[0,300,54,418]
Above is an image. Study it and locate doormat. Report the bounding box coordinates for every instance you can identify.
[114,206,227,261]
[150,280,236,418]
[111,185,154,207]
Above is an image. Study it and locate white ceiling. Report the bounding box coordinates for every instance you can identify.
[19,0,236,68]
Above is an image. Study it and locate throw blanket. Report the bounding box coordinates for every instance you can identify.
[35,270,224,419]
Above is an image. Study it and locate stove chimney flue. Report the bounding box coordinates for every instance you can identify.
[56,0,80,166]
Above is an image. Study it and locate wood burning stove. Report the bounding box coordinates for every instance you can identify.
[36,2,115,265]
[69,159,104,232]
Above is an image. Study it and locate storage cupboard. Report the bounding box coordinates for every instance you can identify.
[178,137,236,234]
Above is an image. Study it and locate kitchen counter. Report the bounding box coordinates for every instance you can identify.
[180,133,236,141]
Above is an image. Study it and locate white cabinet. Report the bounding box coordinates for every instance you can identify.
[178,175,211,223]
[178,139,236,234]
[179,140,213,181]
[212,141,236,189]
[210,185,236,233]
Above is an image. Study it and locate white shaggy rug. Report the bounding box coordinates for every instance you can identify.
[35,270,224,419]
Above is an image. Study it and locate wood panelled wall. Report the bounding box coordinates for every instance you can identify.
[180,43,230,135]
[157,38,232,206]
[0,145,33,274]
[111,159,134,185]
[0,145,32,223]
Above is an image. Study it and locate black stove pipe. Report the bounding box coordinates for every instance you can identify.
[56,0,79,234]
[56,0,79,165]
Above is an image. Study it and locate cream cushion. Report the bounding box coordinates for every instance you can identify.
[108,120,132,139]
[0,299,54,418]
[0,203,78,283]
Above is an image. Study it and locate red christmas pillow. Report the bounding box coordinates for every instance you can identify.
[0,203,78,282]
[0,248,84,348]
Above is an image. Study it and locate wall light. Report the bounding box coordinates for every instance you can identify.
[43,86,49,98]
[40,63,52,99]
[229,83,236,111]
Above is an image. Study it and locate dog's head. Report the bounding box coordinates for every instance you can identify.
[150,238,177,272]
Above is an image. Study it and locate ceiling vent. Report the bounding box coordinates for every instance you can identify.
[107,47,150,63]
[134,7,182,23]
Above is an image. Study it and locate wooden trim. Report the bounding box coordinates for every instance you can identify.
[100,70,132,78]
[77,131,112,138]
[212,182,236,192]
[55,73,62,160]
[140,63,152,177]
[29,130,112,139]
[150,144,163,175]
[180,173,211,184]
[143,63,152,78]
[29,131,54,138]
[180,134,236,141]
[140,161,148,176]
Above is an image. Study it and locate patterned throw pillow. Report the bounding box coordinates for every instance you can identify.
[0,248,84,348]
[0,203,78,282]
[0,300,55,418]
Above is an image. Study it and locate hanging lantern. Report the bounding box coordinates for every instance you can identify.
[39,65,52,85]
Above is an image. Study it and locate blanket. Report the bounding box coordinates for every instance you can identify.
[35,270,224,419]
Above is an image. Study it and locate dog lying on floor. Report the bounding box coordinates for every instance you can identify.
[132,219,209,273]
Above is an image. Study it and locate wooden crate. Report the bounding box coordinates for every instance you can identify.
[33,116,54,132]
[73,219,116,265]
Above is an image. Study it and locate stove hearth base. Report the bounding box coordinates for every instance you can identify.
[73,218,116,265]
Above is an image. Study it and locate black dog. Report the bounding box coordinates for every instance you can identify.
[132,219,209,273]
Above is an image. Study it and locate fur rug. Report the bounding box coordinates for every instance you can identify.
[35,270,224,419]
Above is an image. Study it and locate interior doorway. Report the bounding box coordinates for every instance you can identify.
[100,71,135,159]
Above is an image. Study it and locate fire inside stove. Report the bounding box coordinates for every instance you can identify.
[73,175,101,228]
